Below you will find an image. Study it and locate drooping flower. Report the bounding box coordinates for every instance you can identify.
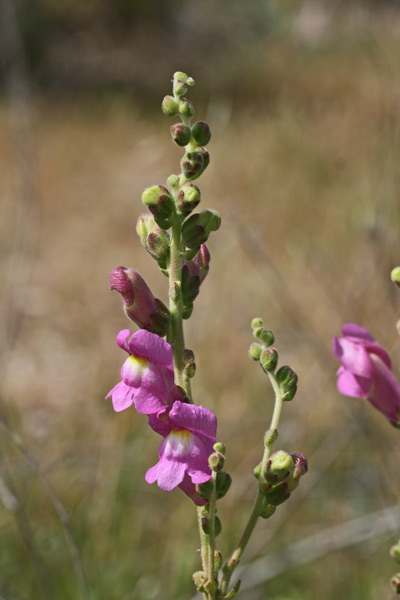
[333,323,400,424]
[106,329,183,414]
[109,267,170,336]
[145,401,217,505]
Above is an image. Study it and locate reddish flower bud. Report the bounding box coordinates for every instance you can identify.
[109,267,169,336]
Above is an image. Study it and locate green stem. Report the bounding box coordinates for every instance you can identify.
[220,373,284,596]
[207,473,218,599]
[168,215,192,400]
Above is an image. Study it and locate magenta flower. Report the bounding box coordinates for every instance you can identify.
[333,323,400,424]
[145,401,217,505]
[106,329,182,414]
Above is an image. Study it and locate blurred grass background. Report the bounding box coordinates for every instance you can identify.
[1,1,400,599]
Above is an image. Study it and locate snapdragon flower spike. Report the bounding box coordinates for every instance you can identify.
[109,267,170,336]
[106,329,182,414]
[333,323,400,425]
[146,401,217,505]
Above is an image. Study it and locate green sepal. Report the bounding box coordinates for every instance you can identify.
[276,365,298,401]
[259,498,276,519]
[176,182,201,216]
[182,209,221,250]
[214,550,223,571]
[181,151,204,180]
[196,479,214,499]
[214,516,222,537]
[182,303,193,320]
[192,571,207,592]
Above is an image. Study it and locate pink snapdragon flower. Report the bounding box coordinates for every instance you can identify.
[333,323,400,424]
[146,401,217,505]
[106,329,182,414]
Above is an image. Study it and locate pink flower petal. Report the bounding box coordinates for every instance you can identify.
[341,323,375,342]
[116,329,132,352]
[368,355,400,423]
[106,381,135,412]
[169,402,217,443]
[128,330,173,370]
[336,369,369,398]
[333,337,375,378]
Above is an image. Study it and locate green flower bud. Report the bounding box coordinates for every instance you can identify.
[170,123,192,146]
[209,452,225,472]
[197,146,210,171]
[276,365,298,401]
[141,185,175,229]
[391,267,400,288]
[253,463,262,479]
[182,209,221,250]
[216,471,232,499]
[264,428,278,447]
[161,95,179,117]
[192,121,211,146]
[391,542,400,564]
[181,151,204,180]
[213,442,225,454]
[260,329,275,346]
[166,174,180,190]
[259,498,276,519]
[136,215,170,268]
[176,182,201,216]
[173,71,195,86]
[201,516,211,534]
[214,516,222,537]
[224,579,241,599]
[391,573,400,594]
[260,348,278,372]
[183,349,196,379]
[179,98,195,118]
[268,450,293,481]
[249,343,262,361]
[192,571,207,592]
[251,317,264,329]
[214,550,223,571]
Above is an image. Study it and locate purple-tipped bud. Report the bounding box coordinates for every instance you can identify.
[267,450,293,482]
[183,244,210,283]
[141,185,175,229]
[290,452,308,479]
[181,151,204,180]
[276,365,298,401]
[197,146,210,171]
[162,95,179,117]
[260,348,278,372]
[249,343,262,362]
[136,215,170,269]
[109,267,170,336]
[209,451,225,472]
[192,121,211,146]
[170,123,191,147]
[182,211,221,250]
[179,98,194,118]
[391,573,400,593]
[176,182,201,216]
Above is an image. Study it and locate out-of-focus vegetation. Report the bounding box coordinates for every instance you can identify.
[2,1,400,599]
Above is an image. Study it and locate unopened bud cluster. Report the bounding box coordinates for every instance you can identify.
[390,540,400,593]
[249,318,298,401]
[254,450,308,514]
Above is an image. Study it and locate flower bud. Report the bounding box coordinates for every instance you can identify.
[170,123,191,146]
[391,542,400,564]
[260,348,278,372]
[391,266,400,288]
[216,471,232,499]
[276,365,298,401]
[192,121,211,146]
[179,98,195,118]
[249,343,262,361]
[181,151,204,180]
[264,428,278,446]
[214,550,223,571]
[192,571,207,592]
[209,452,225,472]
[391,573,400,593]
[213,442,225,454]
[166,174,180,190]
[259,498,276,519]
[251,317,264,329]
[136,215,170,268]
[260,329,275,346]
[267,450,293,482]
[161,95,179,117]
[176,182,201,216]
[197,146,210,171]
[290,452,308,479]
[109,267,170,336]
[183,348,196,379]
[182,210,221,250]
[141,185,175,229]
